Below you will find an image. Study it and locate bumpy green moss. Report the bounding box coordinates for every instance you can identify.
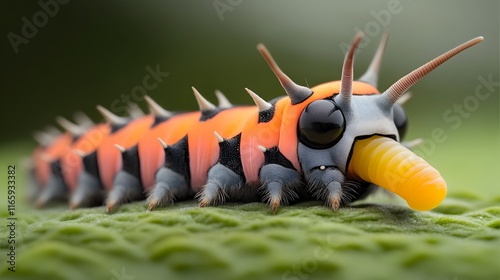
[0,143,499,280]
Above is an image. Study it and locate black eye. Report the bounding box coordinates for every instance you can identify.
[393,103,408,140]
[298,100,345,149]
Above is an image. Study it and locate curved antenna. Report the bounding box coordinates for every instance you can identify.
[215,90,232,109]
[336,32,364,106]
[192,87,216,111]
[358,32,389,87]
[257,44,312,105]
[96,105,128,125]
[381,36,484,105]
[144,95,172,118]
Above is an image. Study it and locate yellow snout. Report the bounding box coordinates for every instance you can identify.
[348,136,447,211]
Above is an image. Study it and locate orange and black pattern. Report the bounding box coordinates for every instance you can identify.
[29,33,483,213]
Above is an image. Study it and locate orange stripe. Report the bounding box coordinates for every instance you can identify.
[98,115,154,190]
[188,107,255,190]
[34,133,73,189]
[240,102,284,184]
[60,124,110,191]
[32,147,49,188]
[138,112,200,190]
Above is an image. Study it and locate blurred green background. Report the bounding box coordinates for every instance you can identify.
[1,1,499,279]
[1,0,498,196]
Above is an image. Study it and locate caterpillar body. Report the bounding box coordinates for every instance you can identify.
[30,33,483,213]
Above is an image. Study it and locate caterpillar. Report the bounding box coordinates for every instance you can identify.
[29,32,483,213]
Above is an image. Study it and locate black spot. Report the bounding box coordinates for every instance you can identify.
[262,146,295,170]
[110,122,129,133]
[163,136,190,183]
[152,115,171,127]
[50,160,65,185]
[120,145,141,183]
[199,109,222,122]
[82,151,101,180]
[258,106,275,123]
[218,134,245,179]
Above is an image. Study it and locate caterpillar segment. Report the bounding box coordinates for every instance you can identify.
[30,124,81,197]
[32,128,62,189]
[105,100,174,213]
[33,128,75,207]
[69,107,151,209]
[61,123,110,192]
[197,132,246,208]
[33,133,73,207]
[32,113,98,207]
[30,33,483,212]
[187,92,256,204]
[111,93,227,212]
[68,104,145,209]
[145,88,234,210]
[108,93,231,212]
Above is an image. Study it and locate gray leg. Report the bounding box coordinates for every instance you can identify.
[69,171,105,209]
[197,163,243,207]
[35,173,68,207]
[305,167,345,210]
[35,160,68,207]
[25,161,41,202]
[259,164,302,213]
[106,171,144,213]
[146,167,190,211]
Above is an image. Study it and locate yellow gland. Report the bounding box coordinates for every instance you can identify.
[348,136,447,211]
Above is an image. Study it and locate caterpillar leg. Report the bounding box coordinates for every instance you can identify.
[35,161,68,207]
[106,171,144,213]
[69,151,105,209]
[197,163,244,207]
[147,137,191,211]
[146,166,190,211]
[259,164,301,213]
[305,167,346,210]
[106,145,144,213]
[70,170,105,209]
[258,146,302,213]
[198,133,246,207]
[23,159,41,202]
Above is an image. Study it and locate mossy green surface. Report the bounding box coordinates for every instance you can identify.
[1,142,500,280]
[2,1,498,279]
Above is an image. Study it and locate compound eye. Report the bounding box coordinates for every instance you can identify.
[298,100,345,149]
[393,103,408,140]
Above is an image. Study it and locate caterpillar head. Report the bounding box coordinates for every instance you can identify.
[260,33,483,210]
